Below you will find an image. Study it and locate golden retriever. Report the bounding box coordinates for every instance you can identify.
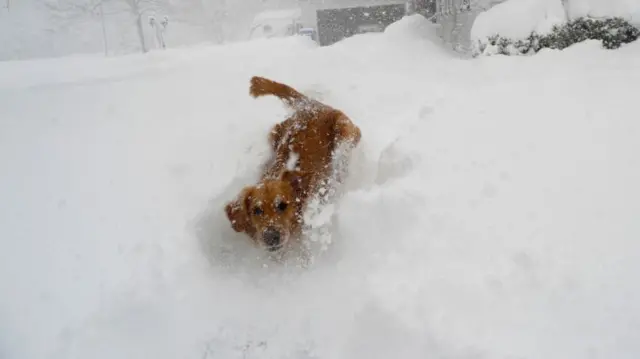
[224,76,361,252]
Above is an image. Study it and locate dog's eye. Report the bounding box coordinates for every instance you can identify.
[277,202,288,212]
[253,207,263,216]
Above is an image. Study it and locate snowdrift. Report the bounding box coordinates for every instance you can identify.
[471,0,640,50]
[471,0,567,41]
[1,14,640,359]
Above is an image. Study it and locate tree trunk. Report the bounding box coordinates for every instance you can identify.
[561,0,571,21]
[99,1,109,56]
[135,14,147,53]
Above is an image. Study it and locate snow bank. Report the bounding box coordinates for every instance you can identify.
[384,14,444,45]
[471,0,640,43]
[472,0,566,41]
[2,13,640,359]
[568,0,640,20]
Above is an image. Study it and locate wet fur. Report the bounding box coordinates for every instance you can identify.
[224,76,361,251]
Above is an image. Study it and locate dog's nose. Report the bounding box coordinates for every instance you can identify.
[263,228,282,249]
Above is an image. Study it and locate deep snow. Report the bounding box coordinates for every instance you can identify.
[471,0,640,43]
[1,15,639,359]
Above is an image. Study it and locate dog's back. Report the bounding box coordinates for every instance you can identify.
[249,76,361,201]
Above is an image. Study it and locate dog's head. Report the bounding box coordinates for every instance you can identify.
[225,170,305,252]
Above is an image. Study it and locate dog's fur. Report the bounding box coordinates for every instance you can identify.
[224,76,361,252]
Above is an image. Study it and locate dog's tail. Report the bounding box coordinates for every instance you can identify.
[249,76,307,107]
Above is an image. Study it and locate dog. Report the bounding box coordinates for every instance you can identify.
[224,76,361,252]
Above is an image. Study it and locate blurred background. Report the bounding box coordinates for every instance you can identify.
[0,0,504,61]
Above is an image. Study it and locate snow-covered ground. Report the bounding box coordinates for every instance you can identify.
[1,15,640,359]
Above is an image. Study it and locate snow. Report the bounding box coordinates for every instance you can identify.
[1,14,640,359]
[249,8,304,40]
[568,0,640,20]
[471,0,566,41]
[253,8,303,22]
[471,0,640,42]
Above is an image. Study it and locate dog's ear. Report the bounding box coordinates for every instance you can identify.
[225,188,253,233]
[242,188,254,218]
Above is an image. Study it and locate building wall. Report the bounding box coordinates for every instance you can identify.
[299,0,406,32]
[302,0,406,10]
[315,3,406,45]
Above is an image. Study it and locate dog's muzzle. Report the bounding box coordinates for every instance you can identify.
[263,227,283,251]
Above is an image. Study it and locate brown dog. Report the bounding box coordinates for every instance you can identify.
[224,76,361,252]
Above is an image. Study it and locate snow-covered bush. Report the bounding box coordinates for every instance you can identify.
[474,17,640,56]
[545,17,639,50]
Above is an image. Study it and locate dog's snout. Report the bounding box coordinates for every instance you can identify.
[263,227,282,249]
